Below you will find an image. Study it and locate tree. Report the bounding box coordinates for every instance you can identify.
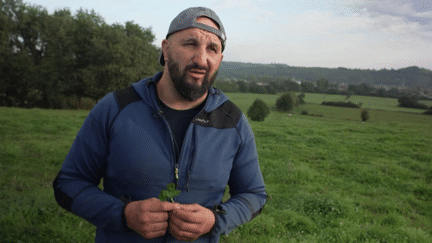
[277,78,301,92]
[398,96,429,109]
[0,0,47,107]
[264,80,278,94]
[377,88,387,97]
[356,83,372,96]
[297,93,306,104]
[388,88,400,98]
[213,80,238,92]
[247,99,270,122]
[301,81,314,93]
[315,77,329,93]
[361,109,369,122]
[348,84,358,95]
[37,8,79,109]
[248,82,267,94]
[345,90,354,100]
[236,80,248,93]
[276,92,296,112]
[265,84,277,94]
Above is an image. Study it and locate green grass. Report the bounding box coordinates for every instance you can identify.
[302,93,432,113]
[226,92,432,114]
[1,92,431,242]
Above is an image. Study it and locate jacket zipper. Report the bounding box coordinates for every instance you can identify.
[183,93,216,192]
[157,109,180,189]
[156,90,215,192]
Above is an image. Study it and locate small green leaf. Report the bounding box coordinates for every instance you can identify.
[159,183,181,202]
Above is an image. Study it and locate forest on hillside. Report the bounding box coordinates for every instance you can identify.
[214,62,432,101]
[217,62,432,90]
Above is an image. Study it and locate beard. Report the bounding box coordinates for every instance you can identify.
[167,53,219,102]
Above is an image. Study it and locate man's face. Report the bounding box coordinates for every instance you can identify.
[167,51,219,102]
[163,17,224,102]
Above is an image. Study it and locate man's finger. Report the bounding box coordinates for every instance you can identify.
[172,208,199,224]
[179,203,199,211]
[159,201,181,212]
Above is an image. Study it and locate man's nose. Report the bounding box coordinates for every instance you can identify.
[191,47,208,68]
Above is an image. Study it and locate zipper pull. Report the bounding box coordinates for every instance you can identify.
[175,163,179,189]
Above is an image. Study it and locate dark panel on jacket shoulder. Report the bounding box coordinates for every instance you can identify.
[193,100,242,129]
[113,86,141,111]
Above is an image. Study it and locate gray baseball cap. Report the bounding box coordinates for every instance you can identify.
[159,7,226,66]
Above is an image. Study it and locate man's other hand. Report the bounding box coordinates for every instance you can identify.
[124,197,180,239]
[168,203,216,242]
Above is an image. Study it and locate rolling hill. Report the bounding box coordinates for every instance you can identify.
[217,61,432,89]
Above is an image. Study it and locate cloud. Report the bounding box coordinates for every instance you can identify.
[276,11,374,39]
[220,0,431,70]
[329,0,432,42]
[330,0,431,22]
[213,0,276,21]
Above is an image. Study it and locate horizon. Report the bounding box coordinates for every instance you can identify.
[220,60,431,72]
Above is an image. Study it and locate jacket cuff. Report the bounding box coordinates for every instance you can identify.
[201,204,226,237]
[120,195,136,233]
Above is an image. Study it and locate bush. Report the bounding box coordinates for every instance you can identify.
[321,101,360,108]
[247,98,270,122]
[361,109,369,122]
[398,96,430,109]
[276,92,296,112]
[297,94,306,104]
[300,110,323,117]
[424,109,432,115]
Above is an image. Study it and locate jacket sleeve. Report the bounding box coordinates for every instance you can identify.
[207,113,268,237]
[52,94,130,232]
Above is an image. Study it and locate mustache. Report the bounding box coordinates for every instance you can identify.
[184,63,208,72]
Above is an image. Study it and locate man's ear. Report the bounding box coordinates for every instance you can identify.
[217,53,224,65]
[162,39,169,63]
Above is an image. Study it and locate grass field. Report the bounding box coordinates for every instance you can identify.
[227,92,432,114]
[1,92,431,242]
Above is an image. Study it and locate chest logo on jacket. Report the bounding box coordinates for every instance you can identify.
[195,118,209,124]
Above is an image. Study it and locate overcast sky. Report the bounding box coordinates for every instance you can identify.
[26,0,432,71]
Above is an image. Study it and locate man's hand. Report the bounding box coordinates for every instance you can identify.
[168,203,216,242]
[124,197,181,240]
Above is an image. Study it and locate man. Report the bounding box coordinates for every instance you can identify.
[53,6,267,243]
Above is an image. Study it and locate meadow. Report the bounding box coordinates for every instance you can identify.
[0,92,431,242]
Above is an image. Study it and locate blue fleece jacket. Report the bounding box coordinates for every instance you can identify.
[53,72,267,242]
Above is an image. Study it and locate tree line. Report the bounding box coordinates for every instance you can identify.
[1,0,163,109]
[214,76,432,101]
[217,62,432,91]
